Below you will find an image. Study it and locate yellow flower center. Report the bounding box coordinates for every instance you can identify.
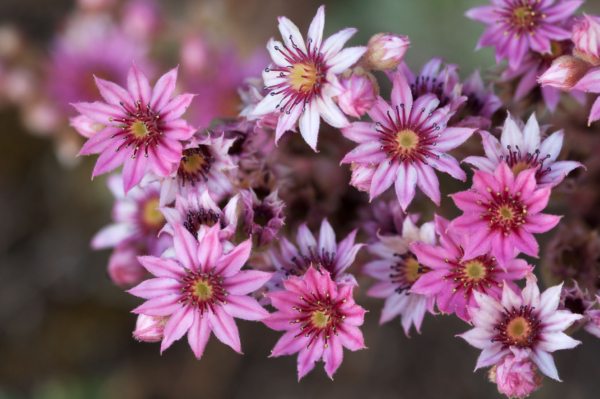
[131,120,150,139]
[506,317,532,345]
[288,62,319,93]
[142,198,165,230]
[510,161,532,178]
[464,260,486,281]
[513,7,533,25]
[193,280,213,301]
[312,310,330,329]
[404,257,424,284]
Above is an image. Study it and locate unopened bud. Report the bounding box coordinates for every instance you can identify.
[363,33,410,71]
[490,348,543,398]
[538,56,593,91]
[336,67,379,118]
[349,163,376,193]
[133,314,169,342]
[572,14,600,66]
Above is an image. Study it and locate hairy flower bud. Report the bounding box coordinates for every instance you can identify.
[572,14,600,66]
[489,349,543,399]
[349,163,376,193]
[538,56,593,91]
[133,314,169,342]
[363,33,410,71]
[335,67,379,117]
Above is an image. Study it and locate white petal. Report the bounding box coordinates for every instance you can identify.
[299,100,321,151]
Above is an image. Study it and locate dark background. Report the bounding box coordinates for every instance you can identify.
[1,0,600,398]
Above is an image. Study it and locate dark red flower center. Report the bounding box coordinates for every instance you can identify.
[492,305,541,349]
[289,289,346,349]
[377,105,441,165]
[177,145,215,187]
[264,37,327,114]
[496,1,546,37]
[444,247,503,297]
[478,187,528,235]
[113,101,162,159]
[390,251,430,294]
[182,208,223,237]
[180,271,227,315]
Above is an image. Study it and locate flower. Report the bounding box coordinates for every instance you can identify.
[463,113,584,187]
[240,188,285,248]
[264,267,366,380]
[133,314,169,342]
[450,162,562,269]
[129,223,273,357]
[459,70,503,128]
[145,132,236,206]
[158,186,239,241]
[458,275,583,381]
[559,281,600,338]
[572,68,600,125]
[91,174,172,257]
[341,71,475,211]
[572,13,600,66]
[334,67,378,118]
[75,63,197,193]
[362,217,436,335]
[465,0,583,70]
[362,32,410,71]
[359,200,418,243]
[267,218,363,292]
[488,347,543,398]
[251,5,367,151]
[538,55,593,90]
[107,245,148,287]
[410,215,532,322]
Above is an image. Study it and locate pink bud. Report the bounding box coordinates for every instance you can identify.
[108,246,147,287]
[70,115,105,138]
[180,35,209,75]
[363,33,410,71]
[350,163,376,193]
[489,348,543,399]
[538,56,592,91]
[336,67,379,118]
[572,14,600,66]
[133,314,169,342]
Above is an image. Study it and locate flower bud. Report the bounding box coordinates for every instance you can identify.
[70,115,105,138]
[489,349,543,398]
[336,67,379,118]
[538,55,592,91]
[572,14,600,66]
[133,314,169,342]
[108,246,147,287]
[363,33,410,71]
[349,163,376,193]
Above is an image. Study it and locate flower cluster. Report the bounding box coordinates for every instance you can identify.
[17,0,599,394]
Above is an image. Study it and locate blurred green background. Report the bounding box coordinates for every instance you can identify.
[1,0,600,398]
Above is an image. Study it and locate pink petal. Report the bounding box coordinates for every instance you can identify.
[161,305,194,353]
[197,224,223,272]
[501,283,522,309]
[588,96,600,125]
[271,329,309,357]
[307,5,325,50]
[510,167,536,199]
[78,126,122,155]
[94,76,135,110]
[150,67,178,112]
[458,327,496,350]
[530,347,560,381]
[434,127,475,152]
[410,269,449,295]
[434,214,462,257]
[492,232,515,269]
[122,153,148,193]
[214,239,251,277]
[160,119,197,141]
[224,294,270,321]
[462,228,496,260]
[159,94,196,122]
[337,324,365,351]
[128,277,180,299]
[267,290,304,312]
[296,223,317,256]
[428,152,466,181]
[326,47,368,75]
[543,1,584,24]
[222,270,273,295]
[341,305,366,327]
[341,122,379,144]
[137,256,185,279]
[370,159,399,200]
[91,223,135,249]
[451,213,488,234]
[415,163,440,206]
[72,102,124,126]
[524,214,561,234]
[539,130,563,163]
[542,311,584,333]
[493,160,514,188]
[297,336,325,380]
[263,311,294,331]
[366,95,393,125]
[411,94,440,127]
[320,28,357,60]
[341,142,386,164]
[395,162,417,211]
[538,283,563,320]
[173,223,201,272]
[472,170,500,202]
[278,16,306,54]
[475,345,510,370]
[465,5,497,24]
[449,191,487,213]
[91,142,128,178]
[323,334,344,379]
[509,227,539,257]
[318,218,337,255]
[208,305,242,353]
[390,71,413,112]
[275,102,303,141]
[366,281,397,298]
[522,187,551,214]
[132,294,183,317]
[127,62,152,106]
[188,313,211,359]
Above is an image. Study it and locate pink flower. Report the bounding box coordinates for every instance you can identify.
[363,32,410,71]
[489,347,543,398]
[559,281,600,338]
[133,314,169,342]
[538,55,593,90]
[450,162,562,269]
[240,188,285,248]
[107,245,148,287]
[267,218,363,293]
[129,223,273,357]
[264,267,366,380]
[334,67,378,118]
[572,68,600,125]
[144,132,236,206]
[363,217,436,335]
[466,0,584,70]
[91,174,172,257]
[348,163,376,193]
[458,275,583,381]
[463,113,584,188]
[410,215,532,322]
[75,63,197,193]
[251,5,367,151]
[158,187,239,242]
[359,200,419,243]
[572,13,600,66]
[459,70,503,128]
[341,71,475,211]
